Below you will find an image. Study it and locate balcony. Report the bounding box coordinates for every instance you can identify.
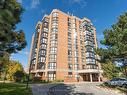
[77,64,103,73]
[47,68,56,71]
[31,69,45,73]
[36,69,45,72]
[78,69,103,73]
[31,70,36,73]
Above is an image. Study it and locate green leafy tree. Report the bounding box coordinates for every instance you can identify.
[0,0,27,57]
[102,61,119,79]
[0,53,9,81]
[6,60,23,81]
[96,12,127,77]
[0,0,26,80]
[13,70,24,82]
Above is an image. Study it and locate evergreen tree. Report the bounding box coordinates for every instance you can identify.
[96,12,127,76]
[0,0,27,56]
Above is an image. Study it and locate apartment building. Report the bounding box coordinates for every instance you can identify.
[28,9,103,82]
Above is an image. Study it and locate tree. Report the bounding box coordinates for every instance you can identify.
[6,60,23,81]
[13,70,24,82]
[0,0,27,57]
[0,54,9,82]
[0,60,24,81]
[96,12,127,77]
[102,61,119,79]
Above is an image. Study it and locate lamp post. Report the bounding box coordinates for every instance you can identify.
[26,61,32,89]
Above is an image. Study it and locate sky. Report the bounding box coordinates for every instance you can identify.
[11,0,127,69]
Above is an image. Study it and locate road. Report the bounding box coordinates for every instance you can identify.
[31,82,125,95]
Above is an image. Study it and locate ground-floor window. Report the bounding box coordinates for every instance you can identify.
[68,72,73,78]
[48,72,56,81]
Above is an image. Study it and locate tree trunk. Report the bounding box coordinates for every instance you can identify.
[123,59,127,77]
[3,70,7,83]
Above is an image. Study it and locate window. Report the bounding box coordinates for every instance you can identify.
[74,64,79,70]
[85,41,92,46]
[52,17,58,21]
[41,33,48,38]
[68,64,73,70]
[38,57,46,63]
[86,64,97,69]
[50,34,57,40]
[41,38,47,44]
[81,52,85,57]
[40,44,47,49]
[52,28,58,32]
[50,40,57,44]
[71,19,75,23]
[48,72,56,81]
[72,23,76,28]
[49,54,56,61]
[37,63,45,69]
[43,22,48,28]
[86,58,95,64]
[74,51,78,57]
[74,57,78,63]
[82,58,85,63]
[49,54,56,59]
[52,12,58,17]
[44,17,49,22]
[39,50,46,56]
[68,44,72,49]
[68,32,71,40]
[86,46,93,52]
[86,52,95,58]
[48,62,56,69]
[50,47,57,53]
[32,59,36,64]
[68,72,72,78]
[42,28,48,32]
[68,50,72,56]
[52,23,58,26]
[37,28,40,32]
[50,43,57,47]
[68,57,72,62]
[68,18,71,22]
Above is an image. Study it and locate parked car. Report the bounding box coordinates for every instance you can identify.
[105,78,127,88]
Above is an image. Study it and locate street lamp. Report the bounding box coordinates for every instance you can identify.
[26,61,32,89]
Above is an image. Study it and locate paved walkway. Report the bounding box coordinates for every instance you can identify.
[31,84,56,95]
[31,83,126,95]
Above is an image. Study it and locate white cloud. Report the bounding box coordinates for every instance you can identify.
[81,1,87,8]
[69,0,87,8]
[73,0,83,3]
[31,0,40,9]
[92,18,98,23]
[41,9,46,15]
[17,0,22,4]
[18,50,29,56]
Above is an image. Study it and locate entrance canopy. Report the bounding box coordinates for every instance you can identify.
[77,69,103,74]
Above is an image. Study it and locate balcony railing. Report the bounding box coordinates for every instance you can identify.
[77,64,103,73]
[85,64,98,69]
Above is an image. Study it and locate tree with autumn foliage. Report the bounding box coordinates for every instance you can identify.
[6,60,24,81]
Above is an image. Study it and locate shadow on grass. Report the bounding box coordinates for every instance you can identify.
[100,83,127,94]
[0,83,32,95]
[48,83,94,95]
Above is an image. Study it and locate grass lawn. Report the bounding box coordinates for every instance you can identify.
[0,83,32,95]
